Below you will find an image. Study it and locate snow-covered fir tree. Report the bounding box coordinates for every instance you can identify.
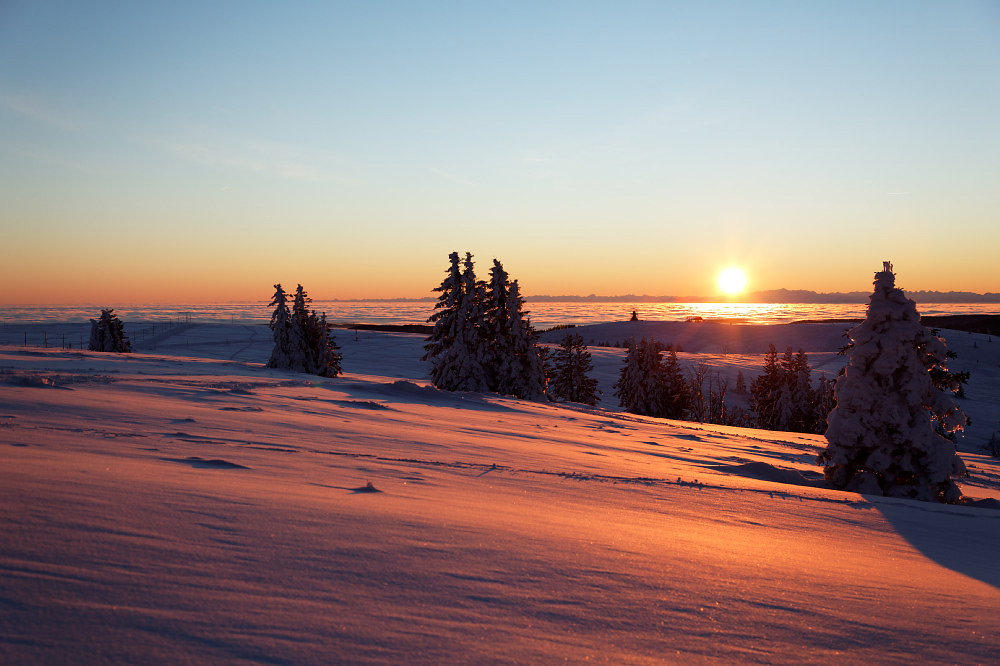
[451,253,491,392]
[267,284,294,370]
[303,311,342,377]
[775,349,815,432]
[751,345,832,434]
[423,252,489,392]
[812,376,837,433]
[483,258,512,391]
[547,333,599,405]
[424,253,546,399]
[494,279,547,400]
[818,262,967,503]
[614,337,680,417]
[614,339,645,413]
[660,348,689,419]
[289,284,311,371]
[750,344,782,429]
[268,284,341,377]
[88,308,131,353]
[423,252,465,388]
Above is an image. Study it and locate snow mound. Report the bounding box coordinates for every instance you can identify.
[163,456,250,469]
[344,379,517,411]
[711,461,821,487]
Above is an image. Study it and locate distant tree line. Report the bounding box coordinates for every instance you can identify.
[267,284,342,377]
[749,345,835,433]
[420,251,846,422]
[612,338,835,433]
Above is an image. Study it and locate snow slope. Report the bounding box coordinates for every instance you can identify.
[2,323,999,663]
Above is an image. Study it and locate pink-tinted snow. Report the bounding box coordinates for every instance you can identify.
[2,322,999,663]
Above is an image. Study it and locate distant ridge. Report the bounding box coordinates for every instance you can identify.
[324,290,1000,304]
[523,289,1000,304]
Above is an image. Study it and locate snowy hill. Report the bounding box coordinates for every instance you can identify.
[2,322,999,663]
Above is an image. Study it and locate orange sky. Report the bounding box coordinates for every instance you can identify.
[2,3,998,305]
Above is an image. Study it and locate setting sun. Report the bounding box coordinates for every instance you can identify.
[717,267,748,296]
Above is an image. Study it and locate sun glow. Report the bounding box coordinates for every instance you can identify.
[717,267,748,296]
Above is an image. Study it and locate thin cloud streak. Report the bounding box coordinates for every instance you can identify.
[20,149,106,174]
[154,137,356,186]
[1,92,87,130]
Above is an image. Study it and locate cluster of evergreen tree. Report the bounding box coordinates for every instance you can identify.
[749,345,835,434]
[267,284,342,377]
[613,338,689,419]
[423,252,546,400]
[89,308,131,353]
[613,337,835,432]
[546,333,600,405]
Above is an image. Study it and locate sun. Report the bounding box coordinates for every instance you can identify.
[717,267,748,296]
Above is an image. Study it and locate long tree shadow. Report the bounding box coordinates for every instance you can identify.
[874,498,1000,590]
[712,459,1000,590]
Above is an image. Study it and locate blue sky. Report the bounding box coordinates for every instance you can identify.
[2,1,998,303]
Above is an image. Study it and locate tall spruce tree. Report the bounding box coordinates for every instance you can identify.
[614,339,645,413]
[423,252,489,392]
[750,344,781,429]
[812,376,837,434]
[818,262,967,502]
[304,311,343,377]
[660,349,690,419]
[267,284,294,369]
[289,284,312,372]
[547,334,599,405]
[88,308,131,352]
[495,279,547,400]
[615,338,668,416]
[483,258,512,391]
[775,348,815,432]
[451,253,490,392]
[423,252,465,388]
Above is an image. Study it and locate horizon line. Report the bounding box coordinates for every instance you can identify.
[4,287,1000,308]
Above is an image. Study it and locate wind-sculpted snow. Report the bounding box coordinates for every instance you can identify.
[162,456,250,469]
[2,327,1000,663]
[710,461,822,487]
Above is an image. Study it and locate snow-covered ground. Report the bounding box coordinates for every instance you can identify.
[2,322,999,663]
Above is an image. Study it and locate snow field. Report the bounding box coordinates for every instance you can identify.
[2,322,999,663]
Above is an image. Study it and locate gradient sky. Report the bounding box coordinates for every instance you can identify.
[2,1,998,304]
